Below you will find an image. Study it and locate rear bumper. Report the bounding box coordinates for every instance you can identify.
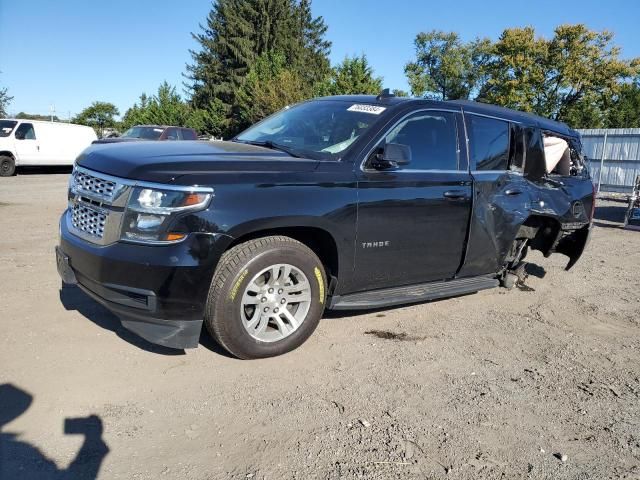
[57,211,232,348]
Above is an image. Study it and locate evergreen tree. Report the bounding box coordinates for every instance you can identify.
[329,55,383,95]
[185,0,331,135]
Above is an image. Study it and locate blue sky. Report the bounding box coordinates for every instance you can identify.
[1,0,639,119]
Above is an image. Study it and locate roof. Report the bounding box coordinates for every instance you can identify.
[2,118,91,128]
[446,100,575,136]
[316,94,412,106]
[315,95,575,136]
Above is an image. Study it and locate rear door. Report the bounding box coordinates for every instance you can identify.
[13,122,42,165]
[457,113,532,277]
[353,109,473,291]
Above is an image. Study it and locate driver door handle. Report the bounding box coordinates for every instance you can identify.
[504,188,523,196]
[443,190,468,200]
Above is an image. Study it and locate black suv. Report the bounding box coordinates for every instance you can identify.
[56,93,594,359]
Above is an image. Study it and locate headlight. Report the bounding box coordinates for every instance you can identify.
[121,186,212,243]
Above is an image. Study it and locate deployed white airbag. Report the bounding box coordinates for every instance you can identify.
[543,136,570,174]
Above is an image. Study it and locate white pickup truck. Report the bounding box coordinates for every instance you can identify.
[0,119,97,176]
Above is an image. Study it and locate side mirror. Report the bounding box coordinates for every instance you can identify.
[373,143,411,169]
[15,131,25,140]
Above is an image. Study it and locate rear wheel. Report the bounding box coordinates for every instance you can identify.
[0,156,15,177]
[204,236,327,359]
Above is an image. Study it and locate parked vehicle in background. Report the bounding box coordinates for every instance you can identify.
[93,125,198,144]
[56,92,594,358]
[0,119,97,176]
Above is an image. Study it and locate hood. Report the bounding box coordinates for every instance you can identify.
[76,140,320,184]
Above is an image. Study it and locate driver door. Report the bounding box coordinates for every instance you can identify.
[14,123,41,164]
[353,109,472,291]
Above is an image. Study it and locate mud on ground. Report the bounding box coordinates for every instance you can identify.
[1,173,639,479]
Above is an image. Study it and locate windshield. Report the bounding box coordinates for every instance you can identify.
[121,126,164,140]
[0,120,18,137]
[235,100,387,159]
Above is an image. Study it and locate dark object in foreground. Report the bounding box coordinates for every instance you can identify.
[57,92,594,358]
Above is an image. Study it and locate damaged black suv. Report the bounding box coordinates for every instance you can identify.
[56,92,594,359]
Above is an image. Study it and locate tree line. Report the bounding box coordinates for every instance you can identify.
[2,1,639,136]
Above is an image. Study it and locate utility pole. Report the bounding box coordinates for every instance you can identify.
[49,104,56,122]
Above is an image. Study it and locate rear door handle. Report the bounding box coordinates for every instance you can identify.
[443,190,468,200]
[504,188,523,196]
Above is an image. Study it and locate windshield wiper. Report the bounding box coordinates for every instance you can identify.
[235,140,303,158]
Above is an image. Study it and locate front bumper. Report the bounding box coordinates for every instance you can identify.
[57,211,232,348]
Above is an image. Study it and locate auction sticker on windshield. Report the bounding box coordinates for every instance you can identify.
[347,104,386,115]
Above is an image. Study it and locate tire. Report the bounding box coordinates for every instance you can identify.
[0,156,15,177]
[204,236,327,359]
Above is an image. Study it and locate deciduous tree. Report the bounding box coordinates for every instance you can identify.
[73,102,119,137]
[405,31,491,100]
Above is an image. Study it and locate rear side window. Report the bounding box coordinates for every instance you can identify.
[181,128,196,140]
[15,123,36,140]
[165,127,179,140]
[0,120,17,137]
[467,115,509,171]
[384,111,458,170]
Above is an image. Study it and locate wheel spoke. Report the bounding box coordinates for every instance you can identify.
[242,292,259,305]
[289,290,311,303]
[284,281,308,294]
[246,279,263,294]
[267,266,279,286]
[273,315,291,338]
[245,307,261,329]
[279,265,292,285]
[253,314,270,335]
[281,308,300,330]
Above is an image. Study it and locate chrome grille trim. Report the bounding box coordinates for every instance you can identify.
[74,170,117,200]
[71,203,107,239]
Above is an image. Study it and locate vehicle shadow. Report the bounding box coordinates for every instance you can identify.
[0,383,109,480]
[59,284,185,356]
[593,204,626,229]
[59,284,235,358]
[16,166,73,175]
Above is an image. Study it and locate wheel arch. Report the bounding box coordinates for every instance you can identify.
[225,225,340,293]
[516,214,563,257]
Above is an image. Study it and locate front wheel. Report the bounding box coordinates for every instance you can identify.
[204,236,327,359]
[0,156,16,177]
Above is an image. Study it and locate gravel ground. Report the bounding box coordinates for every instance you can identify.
[1,172,639,480]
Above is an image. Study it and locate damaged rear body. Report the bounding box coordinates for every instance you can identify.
[454,101,593,279]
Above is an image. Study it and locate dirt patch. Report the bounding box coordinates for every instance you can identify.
[1,175,639,480]
[365,330,426,342]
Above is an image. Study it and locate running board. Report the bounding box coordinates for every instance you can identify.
[329,276,499,310]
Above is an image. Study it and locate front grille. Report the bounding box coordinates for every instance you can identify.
[74,170,116,199]
[71,203,107,239]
